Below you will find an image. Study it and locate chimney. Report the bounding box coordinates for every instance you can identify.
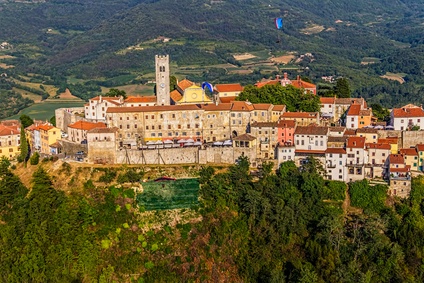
[297,75,300,81]
[276,74,280,80]
[284,72,288,79]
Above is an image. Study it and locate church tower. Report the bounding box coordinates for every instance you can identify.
[155,55,170,105]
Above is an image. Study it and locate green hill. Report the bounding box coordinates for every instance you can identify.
[1,0,424,106]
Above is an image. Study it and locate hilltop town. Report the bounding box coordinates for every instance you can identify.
[1,55,423,198]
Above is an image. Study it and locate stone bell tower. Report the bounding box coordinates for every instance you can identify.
[155,55,170,106]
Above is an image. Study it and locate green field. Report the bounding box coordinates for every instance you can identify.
[136,178,199,211]
[7,100,85,121]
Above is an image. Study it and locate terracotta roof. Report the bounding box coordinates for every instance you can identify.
[335,98,365,105]
[87,127,119,134]
[392,107,424,118]
[346,137,366,148]
[347,104,361,116]
[389,154,404,164]
[219,96,237,103]
[390,166,410,173]
[277,120,296,128]
[291,79,316,90]
[417,144,424,151]
[399,148,417,156]
[170,89,183,102]
[231,101,254,112]
[295,126,328,135]
[253,103,272,110]
[365,143,391,150]
[38,125,54,131]
[0,120,20,127]
[378,137,398,144]
[215,83,243,92]
[177,79,194,91]
[125,96,157,103]
[0,125,19,136]
[233,134,256,141]
[255,80,279,88]
[49,141,62,148]
[344,129,356,136]
[272,105,286,111]
[68,121,106,131]
[295,149,326,154]
[200,103,232,111]
[320,97,335,104]
[251,122,277,128]
[281,112,318,119]
[325,148,346,154]
[328,136,348,143]
[329,126,345,132]
[356,128,378,134]
[107,104,202,113]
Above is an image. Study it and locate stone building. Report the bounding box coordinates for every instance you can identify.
[67,121,107,143]
[385,154,411,198]
[346,136,367,182]
[155,55,170,106]
[250,121,278,160]
[280,112,320,126]
[85,96,124,121]
[87,127,119,164]
[325,148,347,181]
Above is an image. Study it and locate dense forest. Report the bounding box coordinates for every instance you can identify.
[0,78,34,119]
[0,0,424,107]
[1,157,424,282]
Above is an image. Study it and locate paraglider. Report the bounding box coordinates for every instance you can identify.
[274,17,283,44]
[201,82,213,94]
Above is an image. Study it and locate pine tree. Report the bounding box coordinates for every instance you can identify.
[335,78,351,98]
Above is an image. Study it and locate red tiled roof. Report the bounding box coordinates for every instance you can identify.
[215,83,243,92]
[255,80,279,88]
[170,89,183,102]
[253,103,272,110]
[68,121,107,131]
[281,112,318,119]
[389,154,404,164]
[294,126,328,135]
[233,134,256,141]
[291,79,316,90]
[392,107,424,118]
[416,144,424,151]
[320,97,335,104]
[201,103,232,111]
[378,137,398,144]
[344,129,357,136]
[219,96,237,103]
[177,79,194,91]
[399,148,417,156]
[87,127,119,134]
[277,120,296,128]
[390,166,410,173]
[295,149,326,154]
[272,105,286,111]
[365,143,391,150]
[231,101,254,112]
[251,122,277,128]
[38,125,54,131]
[359,109,372,116]
[125,96,156,103]
[107,104,202,113]
[329,126,345,132]
[347,104,361,116]
[356,128,378,133]
[325,148,346,154]
[91,96,121,102]
[335,98,365,105]
[0,125,19,136]
[346,136,365,148]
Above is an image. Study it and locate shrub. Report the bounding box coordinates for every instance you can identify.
[29,152,40,165]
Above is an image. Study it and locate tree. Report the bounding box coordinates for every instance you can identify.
[170,75,177,91]
[18,125,29,166]
[19,114,33,129]
[49,115,56,126]
[335,78,351,98]
[104,88,127,99]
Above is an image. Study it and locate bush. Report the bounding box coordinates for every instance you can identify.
[349,180,388,213]
[98,169,117,184]
[29,152,40,165]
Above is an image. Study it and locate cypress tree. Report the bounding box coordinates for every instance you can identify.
[19,125,29,166]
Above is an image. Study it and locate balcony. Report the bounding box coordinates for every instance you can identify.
[326,163,336,168]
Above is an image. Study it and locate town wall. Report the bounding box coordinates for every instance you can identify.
[55,107,85,132]
[401,131,424,149]
[61,140,88,157]
[88,141,116,164]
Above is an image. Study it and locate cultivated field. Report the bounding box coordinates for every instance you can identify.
[233,53,257,61]
[8,100,85,120]
[380,72,405,84]
[270,54,296,64]
[301,24,325,35]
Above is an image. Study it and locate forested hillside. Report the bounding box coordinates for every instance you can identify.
[1,157,424,282]
[0,0,424,107]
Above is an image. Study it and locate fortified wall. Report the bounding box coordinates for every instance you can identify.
[55,107,85,132]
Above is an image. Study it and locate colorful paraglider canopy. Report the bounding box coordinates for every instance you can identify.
[275,18,283,30]
[201,82,214,93]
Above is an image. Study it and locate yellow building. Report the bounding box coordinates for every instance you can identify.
[179,85,213,104]
[356,128,378,144]
[0,124,21,159]
[378,137,399,154]
[400,148,419,171]
[39,125,61,155]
